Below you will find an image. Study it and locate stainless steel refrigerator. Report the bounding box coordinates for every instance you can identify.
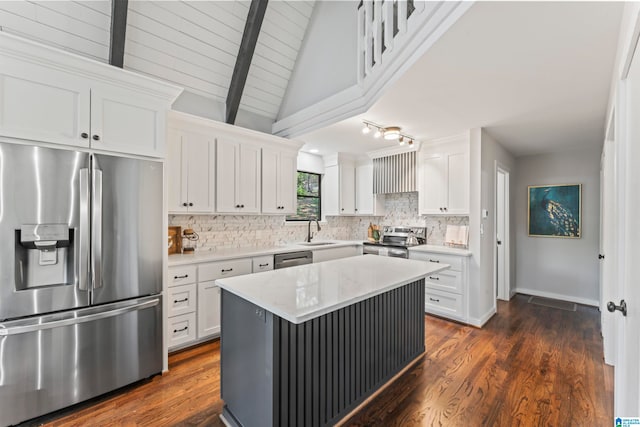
[0,142,164,426]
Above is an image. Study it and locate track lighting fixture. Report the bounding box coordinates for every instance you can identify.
[361,120,418,147]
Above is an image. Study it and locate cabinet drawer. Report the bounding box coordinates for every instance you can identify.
[409,252,463,271]
[167,283,197,317]
[168,265,197,287]
[425,269,462,294]
[167,312,196,349]
[425,288,464,321]
[199,258,252,282]
[252,255,274,272]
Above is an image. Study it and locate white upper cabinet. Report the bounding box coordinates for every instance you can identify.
[355,163,385,215]
[324,155,384,216]
[0,55,91,148]
[418,135,470,215]
[0,32,181,157]
[167,127,215,213]
[262,148,297,214]
[339,162,356,215]
[90,84,168,157]
[216,138,261,213]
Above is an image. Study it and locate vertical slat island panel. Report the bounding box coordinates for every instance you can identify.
[220,279,425,427]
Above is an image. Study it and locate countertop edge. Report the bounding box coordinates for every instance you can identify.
[408,245,472,257]
[216,261,450,324]
[168,241,363,266]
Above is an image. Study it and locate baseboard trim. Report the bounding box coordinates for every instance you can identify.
[468,307,496,328]
[515,288,599,307]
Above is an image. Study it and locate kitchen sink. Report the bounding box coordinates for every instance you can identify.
[298,241,336,246]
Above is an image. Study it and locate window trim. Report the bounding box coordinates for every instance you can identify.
[286,170,322,221]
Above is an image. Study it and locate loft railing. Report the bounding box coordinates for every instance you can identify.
[357,0,425,82]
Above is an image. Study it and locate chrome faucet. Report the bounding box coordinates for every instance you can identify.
[306,218,321,242]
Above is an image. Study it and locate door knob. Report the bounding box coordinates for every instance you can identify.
[607,300,627,316]
[599,254,605,260]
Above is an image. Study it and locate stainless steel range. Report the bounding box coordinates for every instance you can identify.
[363,226,426,258]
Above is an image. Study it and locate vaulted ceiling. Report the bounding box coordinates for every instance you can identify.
[0,0,315,123]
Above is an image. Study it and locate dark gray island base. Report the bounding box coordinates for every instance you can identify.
[220,279,425,427]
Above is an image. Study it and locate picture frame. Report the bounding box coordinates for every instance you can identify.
[528,184,581,238]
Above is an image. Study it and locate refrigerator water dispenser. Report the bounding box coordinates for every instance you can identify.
[15,224,74,289]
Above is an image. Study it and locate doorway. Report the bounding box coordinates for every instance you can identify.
[495,164,510,301]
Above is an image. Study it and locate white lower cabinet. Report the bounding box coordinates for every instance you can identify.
[252,255,274,272]
[168,258,252,351]
[197,281,221,339]
[408,250,470,323]
[167,313,197,349]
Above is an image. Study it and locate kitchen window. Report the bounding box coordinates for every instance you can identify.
[287,171,321,221]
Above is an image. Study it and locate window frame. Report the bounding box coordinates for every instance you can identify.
[286,170,322,221]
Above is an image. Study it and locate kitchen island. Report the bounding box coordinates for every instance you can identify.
[216,255,448,427]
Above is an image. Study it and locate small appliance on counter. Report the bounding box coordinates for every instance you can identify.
[363,226,426,258]
[168,226,182,255]
[182,228,199,253]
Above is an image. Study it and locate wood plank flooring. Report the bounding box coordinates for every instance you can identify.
[32,294,612,427]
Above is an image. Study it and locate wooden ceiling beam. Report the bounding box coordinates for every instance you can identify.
[226,0,269,124]
[109,0,129,68]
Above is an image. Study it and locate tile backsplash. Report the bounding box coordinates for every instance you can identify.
[169,192,468,251]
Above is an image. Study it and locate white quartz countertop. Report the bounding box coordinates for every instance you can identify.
[168,240,363,266]
[408,244,472,257]
[216,255,449,324]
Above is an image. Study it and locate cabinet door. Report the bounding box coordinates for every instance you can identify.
[419,153,447,215]
[446,150,469,214]
[261,148,279,214]
[91,84,166,157]
[238,143,261,213]
[216,138,239,212]
[279,150,298,214]
[0,55,90,148]
[197,281,221,339]
[167,130,187,212]
[340,163,355,215]
[355,164,374,215]
[185,132,215,213]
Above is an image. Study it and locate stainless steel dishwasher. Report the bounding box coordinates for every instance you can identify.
[274,250,313,269]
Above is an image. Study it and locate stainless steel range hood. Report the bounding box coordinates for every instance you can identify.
[373,151,417,194]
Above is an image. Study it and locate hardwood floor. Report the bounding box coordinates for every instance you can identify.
[35,294,612,427]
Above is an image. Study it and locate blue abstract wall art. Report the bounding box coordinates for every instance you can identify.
[528,184,581,238]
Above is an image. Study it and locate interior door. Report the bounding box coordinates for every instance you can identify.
[0,143,90,320]
[91,154,163,305]
[614,39,640,416]
[496,169,506,300]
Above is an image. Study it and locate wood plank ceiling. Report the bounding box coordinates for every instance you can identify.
[0,0,315,123]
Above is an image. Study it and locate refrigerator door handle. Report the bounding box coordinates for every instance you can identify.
[92,168,103,289]
[0,298,159,336]
[79,168,90,291]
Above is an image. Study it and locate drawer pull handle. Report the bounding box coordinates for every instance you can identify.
[259,263,269,267]
[222,268,233,273]
[428,276,440,280]
[174,274,189,279]
[429,259,440,263]
[173,326,188,333]
[429,297,440,302]
[173,298,188,303]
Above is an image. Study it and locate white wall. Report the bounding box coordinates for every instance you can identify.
[467,129,516,326]
[480,130,516,305]
[514,148,601,305]
[277,0,358,120]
